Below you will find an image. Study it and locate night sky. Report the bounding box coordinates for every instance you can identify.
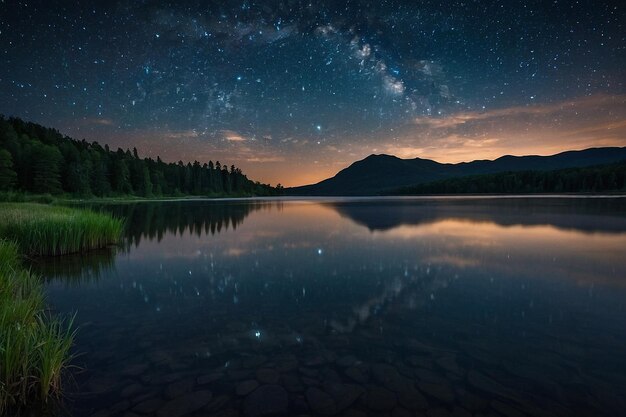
[1,0,624,186]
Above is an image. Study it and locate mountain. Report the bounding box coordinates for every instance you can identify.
[288,147,626,195]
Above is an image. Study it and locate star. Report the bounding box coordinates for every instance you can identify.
[0,0,622,187]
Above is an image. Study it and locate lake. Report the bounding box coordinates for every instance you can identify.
[41,197,626,417]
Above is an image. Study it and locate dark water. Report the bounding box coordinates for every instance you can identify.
[41,197,626,417]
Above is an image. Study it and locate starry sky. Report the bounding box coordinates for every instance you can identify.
[1,0,625,186]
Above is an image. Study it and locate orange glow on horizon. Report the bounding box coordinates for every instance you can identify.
[60,94,626,187]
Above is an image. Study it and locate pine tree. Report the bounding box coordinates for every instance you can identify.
[31,143,63,194]
[112,159,133,194]
[0,115,276,198]
[0,149,17,190]
[90,151,111,196]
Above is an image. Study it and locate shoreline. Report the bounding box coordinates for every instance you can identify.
[69,193,626,204]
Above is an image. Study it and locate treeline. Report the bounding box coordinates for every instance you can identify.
[394,161,626,195]
[0,116,280,197]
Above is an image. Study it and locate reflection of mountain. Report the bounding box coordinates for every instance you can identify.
[100,201,274,246]
[329,198,626,233]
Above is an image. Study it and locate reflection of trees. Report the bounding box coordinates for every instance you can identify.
[329,198,626,233]
[34,201,278,284]
[100,201,277,247]
[31,248,116,284]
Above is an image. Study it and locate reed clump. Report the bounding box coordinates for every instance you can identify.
[0,203,124,256]
[0,240,76,413]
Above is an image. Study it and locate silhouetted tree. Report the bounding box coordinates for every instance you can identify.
[112,158,133,194]
[31,143,63,194]
[395,162,626,195]
[0,149,17,190]
[0,115,279,197]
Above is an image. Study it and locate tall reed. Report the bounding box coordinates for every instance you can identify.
[0,203,124,256]
[0,240,76,413]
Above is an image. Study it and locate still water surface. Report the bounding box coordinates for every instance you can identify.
[41,197,626,417]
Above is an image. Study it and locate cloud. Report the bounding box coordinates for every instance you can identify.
[414,94,626,129]
[221,130,247,142]
[370,94,626,163]
[245,156,286,163]
[77,117,115,127]
[91,118,115,126]
[82,91,626,189]
[163,130,199,139]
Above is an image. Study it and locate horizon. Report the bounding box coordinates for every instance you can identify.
[5,112,625,188]
[1,1,624,187]
[2,2,626,415]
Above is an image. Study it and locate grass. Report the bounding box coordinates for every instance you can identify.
[0,203,123,412]
[0,203,124,256]
[0,240,76,413]
[0,191,262,206]
[0,191,55,204]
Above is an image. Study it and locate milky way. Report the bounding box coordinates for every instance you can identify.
[1,0,624,185]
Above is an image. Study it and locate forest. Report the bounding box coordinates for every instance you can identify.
[0,116,280,198]
[393,161,626,195]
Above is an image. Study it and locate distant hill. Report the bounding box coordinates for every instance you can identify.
[288,147,626,195]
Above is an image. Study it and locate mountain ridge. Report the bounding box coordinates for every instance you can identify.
[288,147,626,195]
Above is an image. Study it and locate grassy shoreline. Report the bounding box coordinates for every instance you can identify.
[0,191,273,205]
[3,191,626,205]
[0,203,124,256]
[0,203,124,412]
[0,240,76,413]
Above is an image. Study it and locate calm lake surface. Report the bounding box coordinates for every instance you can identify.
[41,197,626,417]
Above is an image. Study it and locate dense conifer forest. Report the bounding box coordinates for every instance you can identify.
[393,161,626,195]
[0,116,280,197]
